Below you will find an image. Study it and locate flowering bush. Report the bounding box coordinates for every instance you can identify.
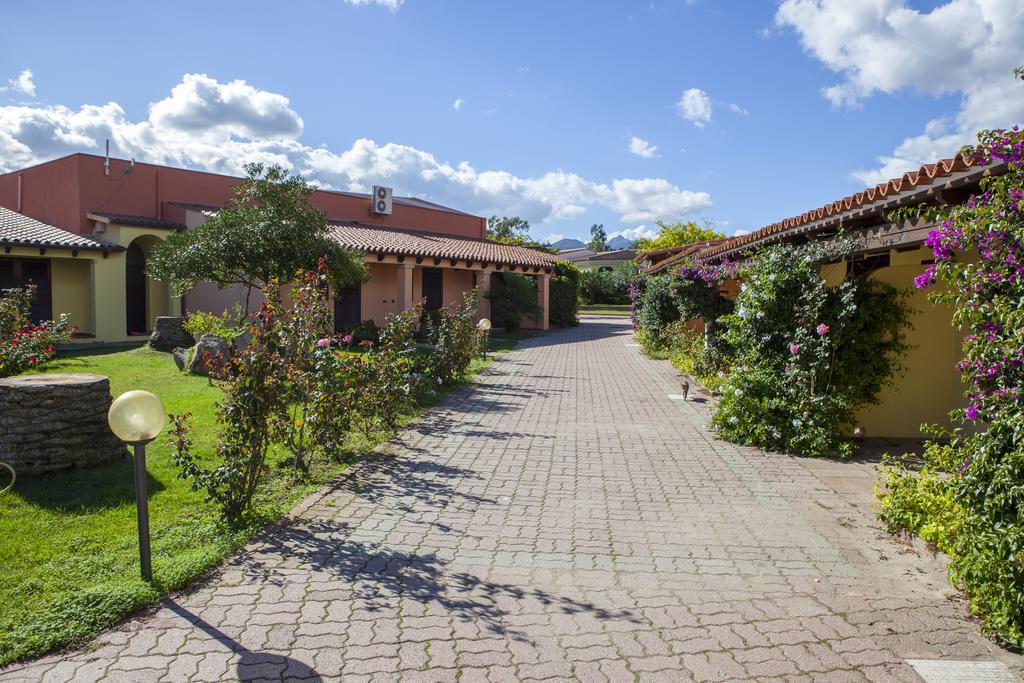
[420,290,482,387]
[712,240,912,458]
[0,286,75,378]
[877,126,1024,645]
[353,304,422,434]
[170,292,288,522]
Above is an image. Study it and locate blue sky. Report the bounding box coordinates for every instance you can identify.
[1,0,1022,243]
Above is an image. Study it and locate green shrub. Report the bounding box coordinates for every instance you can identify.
[355,304,422,433]
[488,273,540,331]
[635,275,681,332]
[712,241,912,458]
[421,290,481,387]
[182,309,243,345]
[579,263,636,305]
[550,261,580,326]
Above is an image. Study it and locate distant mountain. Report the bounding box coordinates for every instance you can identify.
[552,238,586,250]
[607,235,636,250]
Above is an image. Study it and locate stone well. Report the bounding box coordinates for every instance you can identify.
[0,373,125,475]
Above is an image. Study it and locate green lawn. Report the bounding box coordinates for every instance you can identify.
[579,304,631,316]
[0,334,526,666]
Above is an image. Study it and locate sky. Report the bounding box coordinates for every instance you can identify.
[1,0,1022,244]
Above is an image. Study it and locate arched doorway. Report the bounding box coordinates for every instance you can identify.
[126,241,147,335]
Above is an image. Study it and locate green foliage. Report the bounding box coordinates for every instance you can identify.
[0,285,75,377]
[712,241,913,458]
[635,275,681,333]
[421,290,482,387]
[876,125,1024,646]
[182,308,244,345]
[488,273,541,331]
[487,215,531,244]
[355,305,422,433]
[147,163,367,303]
[550,261,580,326]
[170,289,289,522]
[634,219,724,252]
[579,262,637,305]
[588,223,608,252]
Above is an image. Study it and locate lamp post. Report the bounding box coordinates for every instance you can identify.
[477,318,491,359]
[107,390,166,582]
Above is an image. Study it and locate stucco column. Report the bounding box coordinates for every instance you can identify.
[475,270,491,322]
[91,253,128,341]
[397,263,415,313]
[536,273,550,331]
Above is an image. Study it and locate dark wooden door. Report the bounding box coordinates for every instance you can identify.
[334,283,362,332]
[422,268,443,311]
[126,242,147,334]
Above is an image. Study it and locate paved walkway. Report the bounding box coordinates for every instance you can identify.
[4,317,1022,682]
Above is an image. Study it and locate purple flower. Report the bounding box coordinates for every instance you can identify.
[913,263,937,289]
[317,338,332,348]
[816,323,830,336]
[965,405,979,420]
[342,334,354,345]
[789,343,800,355]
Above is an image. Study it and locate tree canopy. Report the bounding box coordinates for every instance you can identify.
[486,215,532,245]
[588,223,608,252]
[634,220,724,252]
[147,163,367,303]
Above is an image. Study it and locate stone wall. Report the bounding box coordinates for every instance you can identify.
[0,373,125,475]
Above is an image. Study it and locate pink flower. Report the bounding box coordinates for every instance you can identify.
[317,338,331,348]
[342,334,354,345]
[816,323,830,336]
[789,343,800,355]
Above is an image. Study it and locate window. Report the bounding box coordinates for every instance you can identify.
[0,257,52,322]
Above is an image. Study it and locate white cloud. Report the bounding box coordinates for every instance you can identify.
[543,233,564,244]
[776,0,1024,185]
[453,98,464,111]
[0,73,713,226]
[731,229,751,236]
[628,135,659,158]
[675,88,713,127]
[1,69,36,97]
[344,0,403,10]
[610,225,658,241]
[727,102,748,115]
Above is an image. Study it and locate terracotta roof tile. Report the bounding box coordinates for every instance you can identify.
[1,205,122,251]
[89,211,186,229]
[696,153,985,260]
[329,222,560,270]
[642,239,728,274]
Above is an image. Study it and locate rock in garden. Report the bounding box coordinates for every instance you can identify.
[187,334,231,376]
[149,316,193,352]
[172,346,191,372]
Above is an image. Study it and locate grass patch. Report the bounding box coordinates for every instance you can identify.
[0,333,527,666]
[578,305,630,316]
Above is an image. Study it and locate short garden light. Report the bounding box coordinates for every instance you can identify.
[108,390,166,582]
[477,318,491,358]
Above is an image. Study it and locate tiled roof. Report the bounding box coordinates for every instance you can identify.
[697,154,994,260]
[0,205,122,252]
[329,222,560,270]
[588,249,637,261]
[89,211,186,229]
[641,240,728,274]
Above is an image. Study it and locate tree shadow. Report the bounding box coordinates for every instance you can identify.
[162,599,322,682]
[9,456,167,513]
[237,517,641,643]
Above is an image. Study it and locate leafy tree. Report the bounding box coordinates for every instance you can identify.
[148,163,367,314]
[487,215,532,244]
[588,223,608,252]
[634,220,724,251]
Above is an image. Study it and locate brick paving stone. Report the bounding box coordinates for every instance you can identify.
[3,317,1024,682]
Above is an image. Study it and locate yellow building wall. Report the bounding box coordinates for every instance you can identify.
[852,247,962,438]
[361,263,400,323]
[50,258,93,335]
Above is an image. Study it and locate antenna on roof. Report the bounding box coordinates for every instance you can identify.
[104,139,110,176]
